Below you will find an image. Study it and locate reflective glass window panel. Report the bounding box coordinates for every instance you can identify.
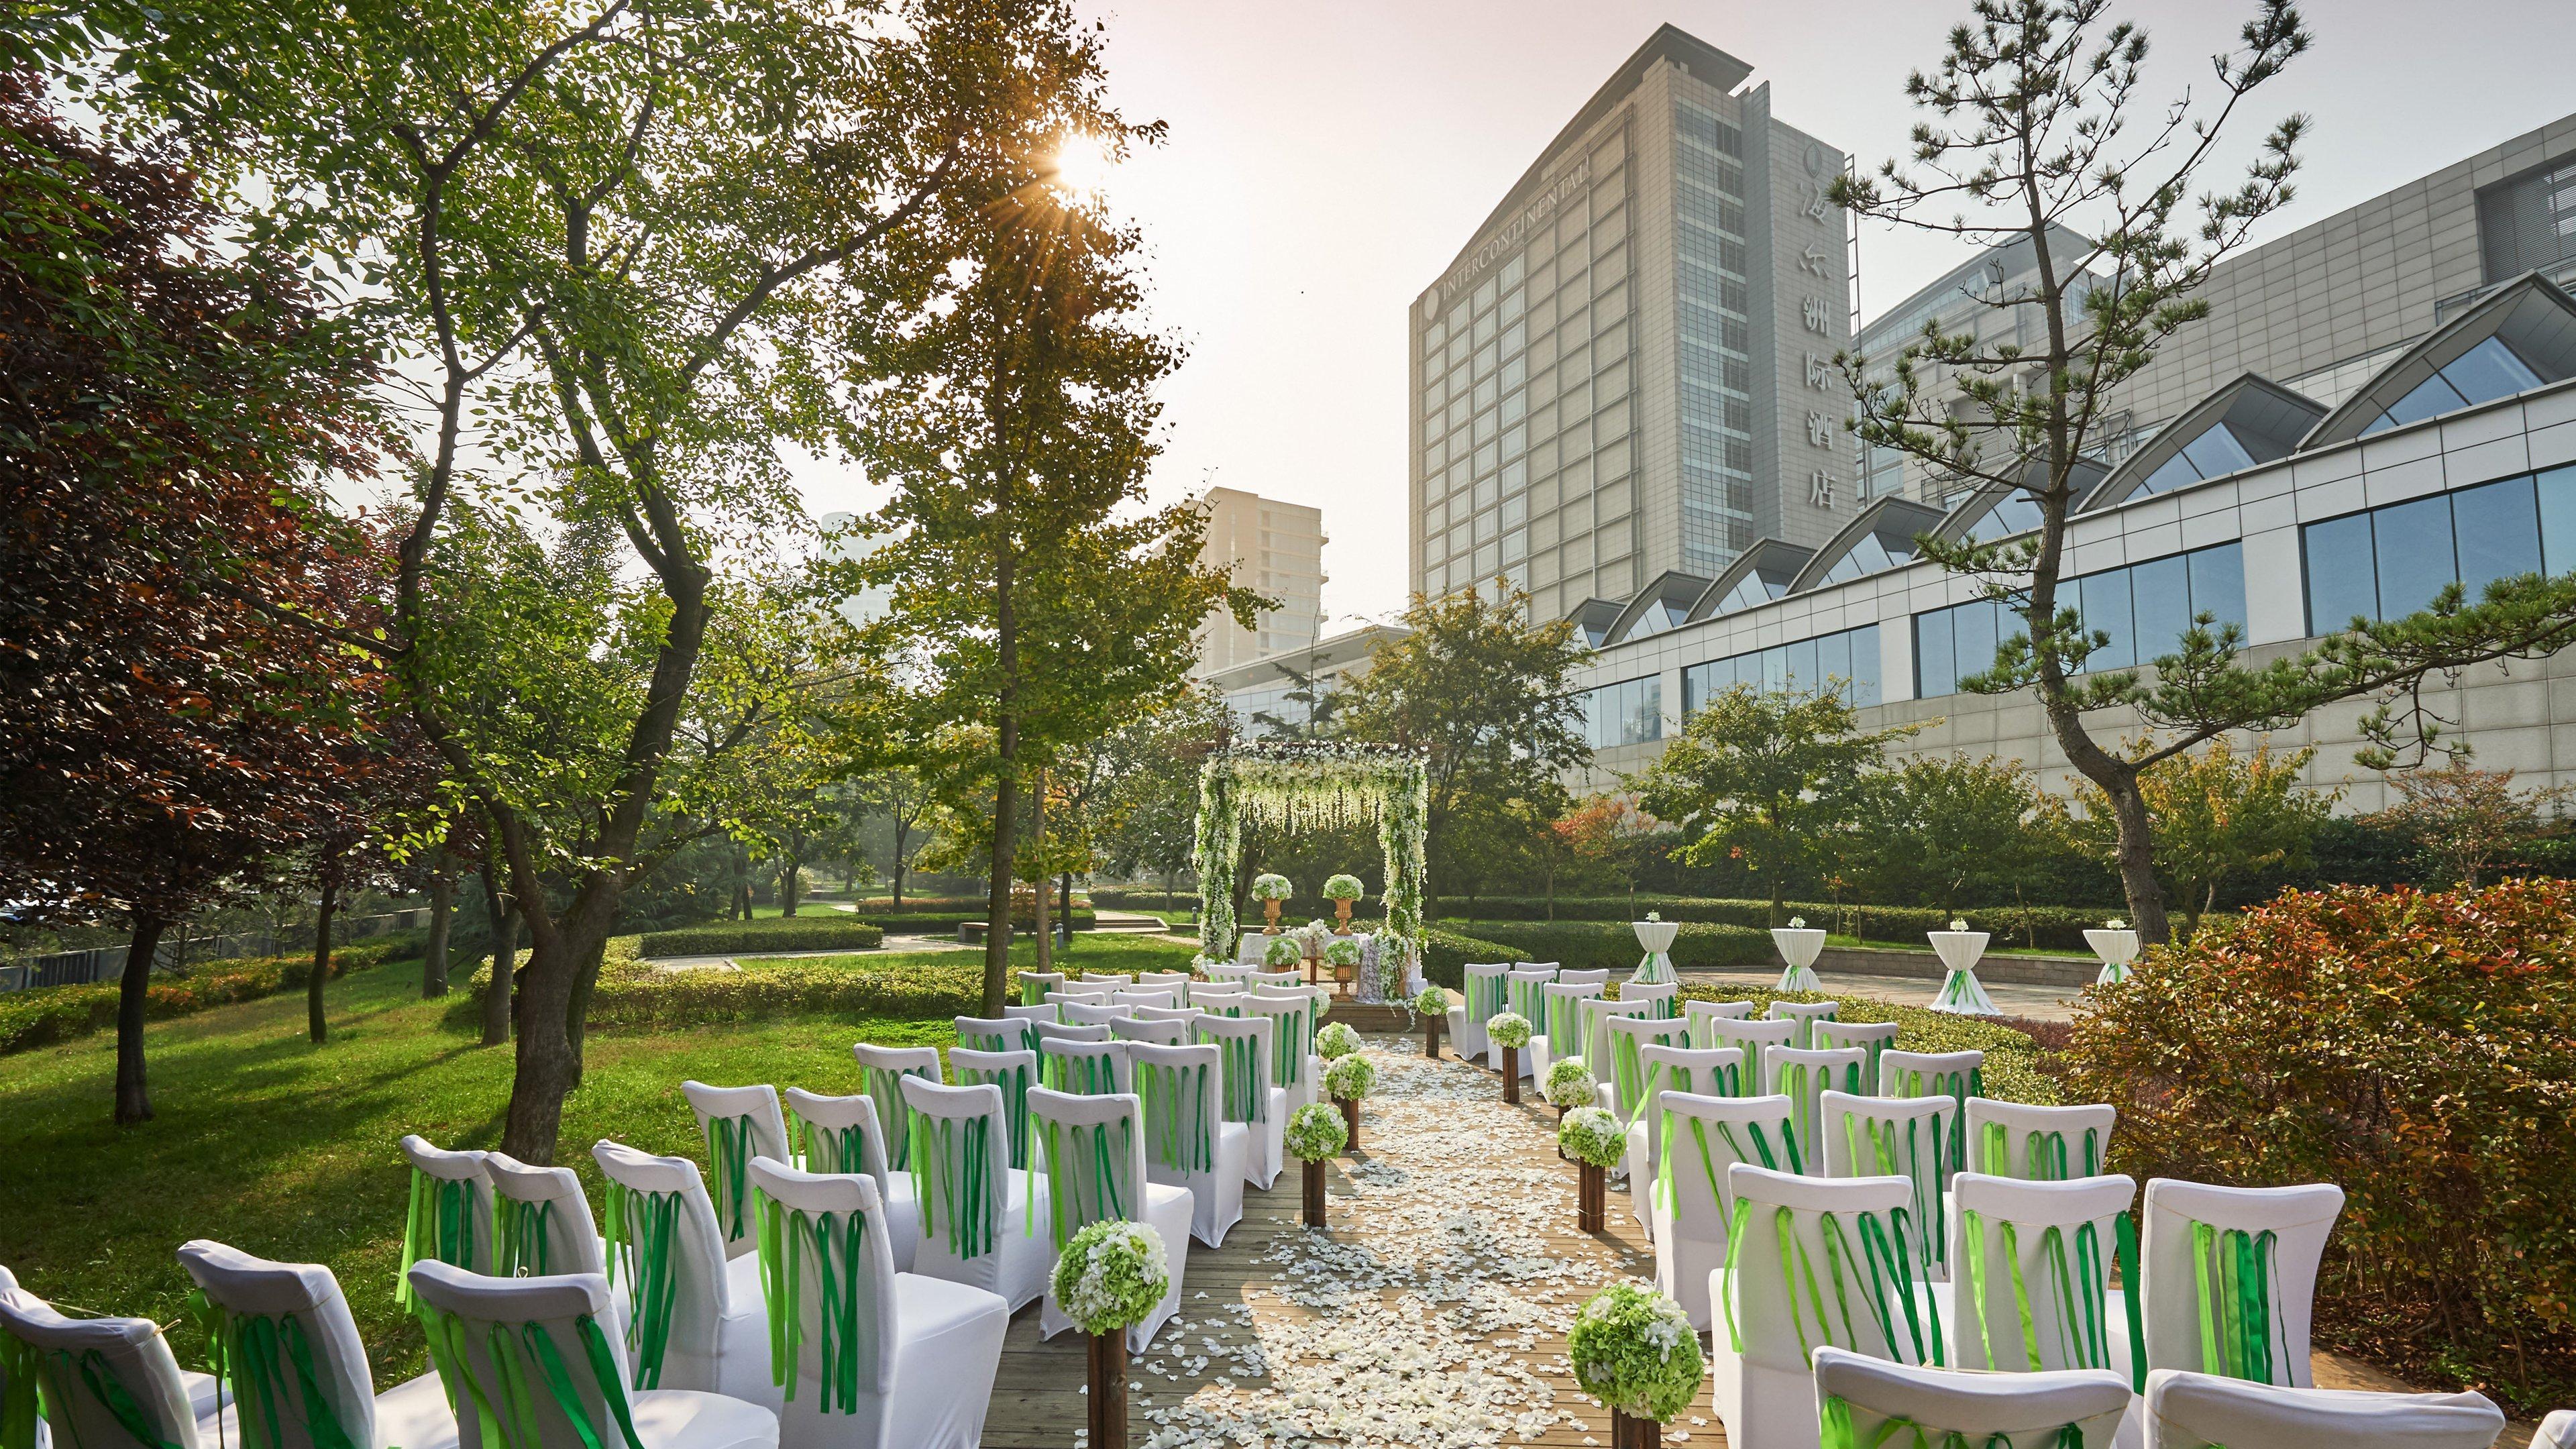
[2188,542,2247,637]
[2130,553,2191,663]
[1761,646,1788,694]
[2178,423,2257,480]
[1916,610,1957,698]
[2084,570,2135,670]
[1815,631,1851,694]
[2373,493,2457,619]
[2304,512,2379,632]
[2439,336,2544,406]
[2379,372,2470,430]
[1953,598,1999,684]
[1786,637,1819,692]
[1849,625,1882,708]
[2451,476,2542,598]
[2539,464,2576,575]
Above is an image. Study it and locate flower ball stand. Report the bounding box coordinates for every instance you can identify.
[1629,918,1680,987]
[2085,927,2141,985]
[1087,1330,1128,1446]
[1927,930,2001,1015]
[1338,1095,1360,1153]
[1610,1409,1663,1448]
[1770,927,1825,992]
[1423,1013,1444,1061]
[1501,1044,1521,1104]
[1333,898,1353,934]
[1301,1158,1327,1227]
[1576,1159,1606,1233]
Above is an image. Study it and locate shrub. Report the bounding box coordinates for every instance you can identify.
[1416,928,1517,989]
[1440,918,1770,973]
[637,918,887,958]
[453,951,999,1032]
[1677,983,2059,1105]
[0,944,402,1057]
[2060,881,2576,1411]
[1426,895,2162,951]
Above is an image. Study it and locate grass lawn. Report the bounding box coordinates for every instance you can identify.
[0,961,951,1389]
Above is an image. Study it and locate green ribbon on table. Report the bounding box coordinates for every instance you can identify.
[1820,1395,2092,1449]
[1039,1116,1136,1251]
[908,1108,1000,1258]
[414,1300,645,1449]
[188,1291,366,1449]
[602,1181,682,1389]
[755,1194,869,1414]
[398,1169,484,1309]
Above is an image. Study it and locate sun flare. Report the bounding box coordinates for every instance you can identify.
[1049,131,1116,198]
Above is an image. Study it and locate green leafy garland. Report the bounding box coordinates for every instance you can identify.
[1195,743,1429,987]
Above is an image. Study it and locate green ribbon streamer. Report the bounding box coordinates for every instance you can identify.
[704,1114,757,1246]
[602,1181,682,1389]
[413,1303,644,1449]
[1137,1063,1215,1173]
[495,1197,557,1278]
[1464,973,1505,1034]
[188,1291,366,1449]
[863,1066,934,1170]
[0,1333,37,1449]
[1506,977,1548,1037]
[754,1195,869,1415]
[398,1170,485,1309]
[1843,1108,1949,1276]
[1019,977,1050,1008]
[15,1345,187,1449]
[908,1109,998,1260]
[1544,993,1587,1061]
[1819,1395,2091,1449]
[798,1123,866,1177]
[1208,1033,1267,1124]
[2190,1221,2289,1385]
[1044,1050,1118,1097]
[1716,1201,1937,1368]
[1039,1116,1136,1251]
[1978,1123,2101,1182]
[951,1061,1035,1172]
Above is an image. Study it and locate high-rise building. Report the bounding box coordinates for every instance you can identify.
[1407,23,1854,626]
[1192,486,1326,677]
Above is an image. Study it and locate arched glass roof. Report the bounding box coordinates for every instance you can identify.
[2082,375,2324,512]
[2302,274,2576,451]
[1787,497,1951,594]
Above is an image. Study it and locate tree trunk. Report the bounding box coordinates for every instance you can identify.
[308,875,337,1044]
[423,859,455,998]
[1032,772,1053,975]
[779,841,800,916]
[1769,872,1787,929]
[479,863,518,1048]
[114,912,164,1125]
[1060,871,1073,947]
[2098,771,2174,944]
[984,770,1018,1018]
[500,880,619,1164]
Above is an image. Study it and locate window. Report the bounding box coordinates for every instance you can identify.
[2357,337,2546,435]
[1912,542,2247,698]
[2135,421,2260,498]
[1955,490,2045,543]
[1681,625,1882,714]
[2302,466,2576,633]
[1580,675,1664,749]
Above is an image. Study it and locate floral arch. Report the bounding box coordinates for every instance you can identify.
[1193,741,1429,996]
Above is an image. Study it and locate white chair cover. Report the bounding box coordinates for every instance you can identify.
[177,1240,459,1449]
[1199,965,1257,985]
[1527,981,1605,1080]
[1766,999,1839,1049]
[1026,1088,1193,1352]
[2539,1410,2576,1449]
[1130,1004,1205,1024]
[1002,1000,1057,1032]
[1193,1014,1286,1190]
[1819,1090,1961,1282]
[2143,1368,2502,1449]
[1948,1173,2144,1392]
[2140,1179,2343,1388]
[849,1046,941,1173]
[1032,1020,1110,1046]
[1038,1038,1133,1096]
[1813,1020,1899,1093]
[396,1136,495,1298]
[1643,1086,1779,1327]
[1109,1016,1189,1046]
[1764,1046,1869,1165]
[1132,971,1189,992]
[402,1261,776,1449]
[781,1090,918,1273]
[1713,1165,1941,1449]
[1060,1002,1129,1027]
[1187,980,1248,1014]
[1620,981,1680,1021]
[1112,988,1179,1010]
[944,1046,1038,1173]
[1247,969,1302,989]
[1876,1050,1983,1191]
[1815,1346,2131,1449]
[680,1083,790,1260]
[1964,1097,2117,1181]
[1623,1044,1748,1213]
[1682,998,1756,1051]
[1450,963,1510,1065]
[1048,988,1111,1009]
[1077,973,1127,985]
[895,1078,1053,1313]
[1012,971,1065,1007]
[952,1015,1041,1058]
[1700,1017,1796,1099]
[1126,1042,1249,1247]
[588,1141,767,1402]
[1242,993,1320,1113]
[1600,1014,1690,1126]
[1580,996,1653,1089]
[1556,969,1613,987]
[1501,967,1557,1077]
[0,1291,206,1449]
[484,1153,611,1280]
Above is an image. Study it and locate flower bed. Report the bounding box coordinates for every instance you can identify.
[0,943,405,1057]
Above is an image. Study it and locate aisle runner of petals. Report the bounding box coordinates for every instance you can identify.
[1087,1039,1680,1449]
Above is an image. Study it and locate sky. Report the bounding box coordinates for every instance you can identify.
[789,0,2576,629]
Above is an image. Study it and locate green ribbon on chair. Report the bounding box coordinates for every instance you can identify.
[187,1292,366,1449]
[1209,1034,1267,1124]
[862,1066,934,1170]
[1045,1050,1119,1097]
[704,1114,759,1245]
[0,1332,38,1449]
[495,1197,558,1278]
[908,1108,1000,1258]
[414,1301,645,1449]
[1819,1397,2092,1449]
[602,1181,682,1389]
[754,1195,869,1415]
[1137,1062,1215,1173]
[1843,1108,1950,1277]
[2190,1221,2290,1386]
[1544,996,1586,1064]
[952,1060,1035,1172]
[1716,1200,1939,1367]
[1038,1116,1136,1251]
[13,1345,186,1449]
[398,1170,484,1309]
[1978,1123,2101,1182]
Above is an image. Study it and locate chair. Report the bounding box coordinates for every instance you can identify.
[1126,1042,1249,1248]
[1193,1014,1285,1189]
[1113,987,1179,1010]
[1580,996,1653,1087]
[851,1046,942,1172]
[0,1289,209,1449]
[396,1136,494,1304]
[1600,1014,1690,1127]
[403,1261,777,1449]
[1032,1020,1110,1046]
[1133,971,1190,993]
[1621,1046,1746,1238]
[1002,1000,1057,1033]
[1187,980,1248,1014]
[1077,973,1127,985]
[1965,1098,2117,1182]
[1767,999,1838,1049]
[484,1154,611,1280]
[1014,971,1065,1007]
[1502,967,1556,1076]
[1038,1037,1132,1095]
[945,1046,1038,1172]
[1131,1004,1205,1024]
[2143,1369,2503,1449]
[680,1083,791,1260]
[1200,964,1257,986]
[1647,1089,1790,1328]
[1243,993,1320,1112]
[1815,1020,1899,1092]
[782,1090,918,1273]
[1109,1016,1189,1047]
[1527,981,1604,1080]
[1028,1088,1193,1352]
[1049,987,1111,1009]
[1248,969,1302,989]
[1820,1090,1962,1282]
[1060,1002,1129,1027]
[1682,998,1756,1048]
[176,1240,460,1449]
[1711,1164,1940,1449]
[1948,1173,2143,1389]
[1877,1050,1985,1171]
[1620,981,1680,1020]
[1450,963,1510,1065]
[590,1141,769,1401]
[896,1078,1053,1313]
[1764,1046,1869,1165]
[952,1015,1040,1057]
[1701,1017,1796,1099]
[2540,1411,2576,1449]
[2140,1180,2343,1387]
[1556,968,1612,988]
[1815,1347,2131,1449]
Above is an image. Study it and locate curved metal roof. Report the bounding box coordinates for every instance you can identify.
[2302,273,2576,451]
[1686,539,1815,623]
[2082,374,2324,512]
[1602,570,1715,646]
[1784,495,1950,594]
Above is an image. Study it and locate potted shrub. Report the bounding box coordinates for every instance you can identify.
[1324,1051,1375,1152]
[1570,1283,1706,1448]
[1250,873,1295,934]
[1487,1011,1532,1104]
[1285,1102,1347,1226]
[1413,985,1450,1059]
[1544,1059,1599,1125]
[1560,1106,1624,1232]
[1322,936,1362,996]
[1322,873,1366,932]
[1050,1220,1173,1447]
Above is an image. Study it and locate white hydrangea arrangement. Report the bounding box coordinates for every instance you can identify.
[1568,1283,1705,1424]
[1250,873,1295,902]
[1485,1011,1532,1049]
[1321,873,1366,900]
[1412,985,1448,1017]
[1314,1022,1361,1059]
[1263,935,1305,968]
[1283,1102,1347,1161]
[2107,917,2129,930]
[1949,917,1970,932]
[1297,917,1334,951]
[1324,1053,1375,1102]
[1049,1220,1171,1338]
[1544,1059,1598,1110]
[1323,937,1362,967]
[1786,916,1806,928]
[1644,910,1662,922]
[1558,1106,1625,1169]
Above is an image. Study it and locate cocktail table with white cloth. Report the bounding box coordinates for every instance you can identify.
[1926,929,2001,1016]
[1629,917,1679,986]
[2087,926,2141,985]
[1771,926,1825,991]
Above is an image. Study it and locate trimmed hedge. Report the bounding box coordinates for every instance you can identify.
[637,918,887,958]
[1423,896,2148,951]
[856,908,1095,934]
[1435,918,1772,973]
[1418,928,1518,989]
[464,955,993,1031]
[0,943,404,1057]
[1677,983,2061,1106]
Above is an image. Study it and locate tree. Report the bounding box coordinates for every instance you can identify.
[854,153,1256,1015]
[2369,760,2572,888]
[2072,736,2333,938]
[1549,795,1672,908]
[1835,0,2576,944]
[1097,689,1231,908]
[1855,755,2057,914]
[851,768,934,906]
[1633,686,1922,926]
[0,77,399,1123]
[1338,582,1592,913]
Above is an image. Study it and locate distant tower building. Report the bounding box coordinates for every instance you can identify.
[1408,23,1854,624]
[1192,486,1326,677]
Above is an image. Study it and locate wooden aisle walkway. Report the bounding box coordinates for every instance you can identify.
[979,1034,1717,1448]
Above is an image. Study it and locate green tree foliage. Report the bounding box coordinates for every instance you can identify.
[1097,689,1232,907]
[1853,755,2060,916]
[2073,736,2334,938]
[1338,582,1591,913]
[2367,759,2573,889]
[1632,687,1921,926]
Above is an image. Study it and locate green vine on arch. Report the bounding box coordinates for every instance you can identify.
[1193,742,1428,984]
